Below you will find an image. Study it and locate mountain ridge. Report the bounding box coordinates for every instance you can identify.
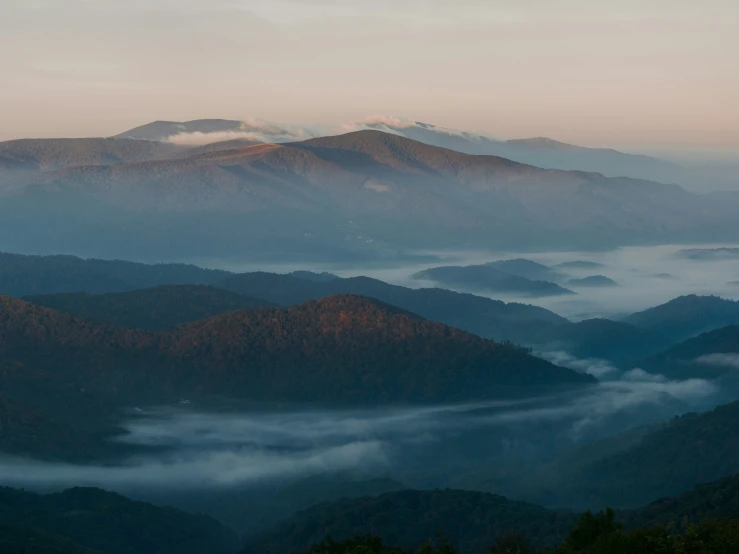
[3,130,736,260]
[0,293,594,442]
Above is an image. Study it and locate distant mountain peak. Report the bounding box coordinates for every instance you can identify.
[114,118,318,145]
[507,137,576,149]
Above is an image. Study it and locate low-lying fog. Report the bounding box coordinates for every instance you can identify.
[0,362,725,493]
[194,242,739,320]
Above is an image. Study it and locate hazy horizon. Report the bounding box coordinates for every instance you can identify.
[2,0,738,161]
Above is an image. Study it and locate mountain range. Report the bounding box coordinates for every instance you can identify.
[4,472,739,554]
[0,251,569,340]
[114,116,739,191]
[6,252,739,367]
[2,129,739,260]
[3,249,739,550]
[355,117,686,184]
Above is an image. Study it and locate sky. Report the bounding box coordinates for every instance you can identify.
[1,0,738,154]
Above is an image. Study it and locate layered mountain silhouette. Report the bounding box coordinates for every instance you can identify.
[122,116,689,185]
[2,130,737,260]
[0,252,230,297]
[24,285,271,330]
[3,252,568,340]
[567,275,618,288]
[356,117,685,183]
[413,264,574,297]
[217,272,568,338]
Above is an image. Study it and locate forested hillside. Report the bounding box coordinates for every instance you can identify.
[0,487,238,554]
[25,285,271,330]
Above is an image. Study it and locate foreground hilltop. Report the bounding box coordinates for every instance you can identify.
[0,486,238,554]
[245,471,739,554]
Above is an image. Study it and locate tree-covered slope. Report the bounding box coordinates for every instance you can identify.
[0,294,592,431]
[24,285,271,330]
[0,252,230,297]
[624,295,739,343]
[0,523,94,554]
[243,489,578,554]
[639,324,739,379]
[245,475,739,554]
[168,295,593,403]
[0,487,238,554]
[523,401,739,508]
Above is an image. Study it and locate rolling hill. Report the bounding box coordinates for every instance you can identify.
[491,400,739,509]
[0,294,593,443]
[0,486,238,554]
[638,324,739,379]
[166,295,593,403]
[505,318,671,365]
[624,473,739,529]
[243,489,579,554]
[483,259,564,282]
[412,264,574,297]
[567,275,618,288]
[624,295,739,343]
[244,472,739,554]
[0,395,85,457]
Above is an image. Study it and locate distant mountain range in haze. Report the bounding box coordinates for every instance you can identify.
[2,128,739,260]
[110,117,679,181]
[113,116,739,190]
[114,118,317,145]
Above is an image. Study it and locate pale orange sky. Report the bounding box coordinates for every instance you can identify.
[1,0,738,154]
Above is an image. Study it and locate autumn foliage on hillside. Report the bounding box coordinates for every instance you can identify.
[0,294,592,409]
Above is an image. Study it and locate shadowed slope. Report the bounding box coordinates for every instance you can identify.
[24,285,271,330]
[0,294,593,413]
